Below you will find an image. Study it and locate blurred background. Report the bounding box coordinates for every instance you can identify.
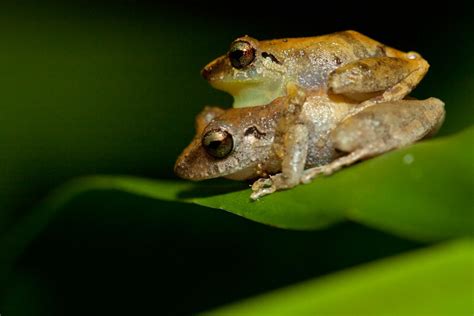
[0,1,472,315]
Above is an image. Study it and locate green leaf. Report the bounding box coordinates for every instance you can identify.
[192,127,474,241]
[203,239,474,316]
[1,127,472,272]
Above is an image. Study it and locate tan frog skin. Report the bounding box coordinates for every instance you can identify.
[202,30,429,109]
[175,31,444,199]
[174,87,445,199]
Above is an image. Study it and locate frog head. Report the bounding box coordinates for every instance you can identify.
[201,36,288,108]
[174,103,283,180]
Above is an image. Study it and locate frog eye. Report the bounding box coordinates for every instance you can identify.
[228,40,256,69]
[202,129,234,159]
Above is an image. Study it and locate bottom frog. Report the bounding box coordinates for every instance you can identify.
[174,89,444,200]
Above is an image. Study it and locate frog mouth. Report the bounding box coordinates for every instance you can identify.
[210,79,285,108]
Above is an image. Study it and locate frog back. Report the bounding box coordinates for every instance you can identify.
[260,30,391,90]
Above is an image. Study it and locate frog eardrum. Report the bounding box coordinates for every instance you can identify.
[228,40,255,69]
[202,129,234,158]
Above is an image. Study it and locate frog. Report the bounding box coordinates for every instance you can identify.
[174,86,445,199]
[201,30,429,110]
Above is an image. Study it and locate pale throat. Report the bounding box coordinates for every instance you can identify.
[233,86,286,108]
[215,79,286,108]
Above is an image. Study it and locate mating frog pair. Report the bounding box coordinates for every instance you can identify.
[174,30,445,199]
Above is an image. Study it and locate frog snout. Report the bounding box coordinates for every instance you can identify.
[201,66,212,81]
[174,144,211,181]
[201,55,227,81]
[174,157,203,181]
[174,159,191,180]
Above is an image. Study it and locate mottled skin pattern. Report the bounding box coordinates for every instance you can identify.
[202,30,429,109]
[174,87,445,199]
[175,31,444,199]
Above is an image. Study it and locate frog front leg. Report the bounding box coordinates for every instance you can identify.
[328,53,429,109]
[301,97,445,183]
[251,123,309,200]
[250,85,308,200]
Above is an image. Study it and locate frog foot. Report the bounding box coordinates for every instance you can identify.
[250,177,276,200]
[300,166,325,184]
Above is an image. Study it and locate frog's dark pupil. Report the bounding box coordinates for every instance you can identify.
[230,49,247,68]
[209,140,221,149]
[230,50,243,60]
[229,50,244,68]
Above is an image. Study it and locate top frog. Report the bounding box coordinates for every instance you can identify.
[201,30,428,108]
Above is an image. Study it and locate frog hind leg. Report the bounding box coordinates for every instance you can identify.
[301,98,445,183]
[328,51,429,109]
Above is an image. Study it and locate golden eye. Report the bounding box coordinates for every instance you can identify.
[228,40,255,69]
[202,129,234,159]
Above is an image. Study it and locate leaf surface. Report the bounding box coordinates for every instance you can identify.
[204,239,474,316]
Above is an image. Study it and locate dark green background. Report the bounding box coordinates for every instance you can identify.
[0,1,472,315]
